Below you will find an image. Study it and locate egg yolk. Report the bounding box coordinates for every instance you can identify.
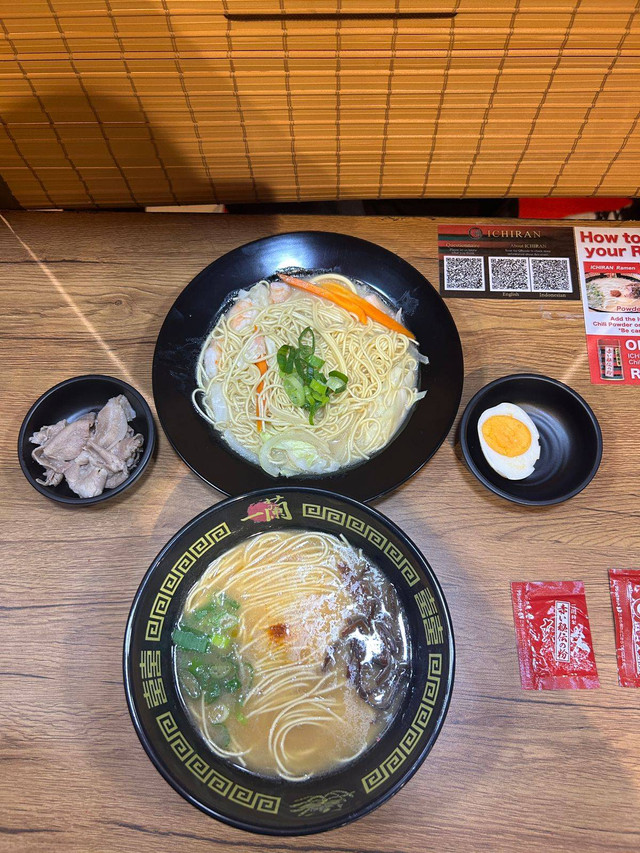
[481,415,531,457]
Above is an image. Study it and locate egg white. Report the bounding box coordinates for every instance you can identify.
[477,402,541,480]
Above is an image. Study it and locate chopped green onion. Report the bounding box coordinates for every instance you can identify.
[187,609,222,633]
[204,679,223,703]
[283,374,305,407]
[206,700,230,725]
[277,344,295,374]
[206,657,235,679]
[276,326,349,424]
[178,669,202,699]
[192,601,221,615]
[211,633,231,650]
[308,354,325,369]
[309,378,327,396]
[326,375,347,393]
[295,355,313,382]
[242,661,254,689]
[187,656,215,688]
[298,326,315,358]
[172,628,210,653]
[176,592,252,731]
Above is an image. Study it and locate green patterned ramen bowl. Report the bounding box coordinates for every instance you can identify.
[123,487,454,835]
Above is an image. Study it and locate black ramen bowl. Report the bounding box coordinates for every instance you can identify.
[459,374,602,506]
[18,374,156,506]
[152,231,463,502]
[124,487,454,835]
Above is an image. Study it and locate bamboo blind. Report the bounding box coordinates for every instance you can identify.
[1,1,640,207]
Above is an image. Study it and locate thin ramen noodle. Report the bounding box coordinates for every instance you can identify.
[192,273,427,477]
[172,531,411,781]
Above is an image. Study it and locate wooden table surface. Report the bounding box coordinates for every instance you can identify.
[2,212,639,853]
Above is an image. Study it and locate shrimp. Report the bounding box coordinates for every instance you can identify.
[203,341,222,379]
[245,334,267,364]
[269,281,291,303]
[207,381,229,424]
[228,298,258,331]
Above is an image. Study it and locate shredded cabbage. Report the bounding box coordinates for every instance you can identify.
[259,429,335,477]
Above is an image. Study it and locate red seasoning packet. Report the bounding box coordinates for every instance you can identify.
[511,581,600,690]
[609,569,640,688]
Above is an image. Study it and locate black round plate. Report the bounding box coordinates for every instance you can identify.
[459,374,603,506]
[18,374,156,506]
[124,487,454,835]
[152,231,463,501]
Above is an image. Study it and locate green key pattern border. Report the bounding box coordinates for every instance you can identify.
[155,710,281,815]
[138,499,448,814]
[361,652,443,794]
[144,522,231,642]
[301,503,421,587]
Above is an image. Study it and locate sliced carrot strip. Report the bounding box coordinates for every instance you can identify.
[277,273,367,323]
[277,273,414,339]
[256,358,268,432]
[319,279,415,339]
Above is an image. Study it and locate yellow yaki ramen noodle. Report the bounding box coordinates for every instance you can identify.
[192,273,428,477]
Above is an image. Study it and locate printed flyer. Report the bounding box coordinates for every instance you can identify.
[438,224,580,300]
[574,227,640,385]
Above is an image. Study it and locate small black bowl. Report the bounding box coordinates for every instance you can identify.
[460,374,602,506]
[18,374,155,506]
[124,487,454,835]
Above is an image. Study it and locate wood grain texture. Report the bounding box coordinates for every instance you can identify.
[1,212,639,853]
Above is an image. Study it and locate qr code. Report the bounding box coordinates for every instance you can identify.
[443,255,485,291]
[529,257,572,293]
[488,257,530,292]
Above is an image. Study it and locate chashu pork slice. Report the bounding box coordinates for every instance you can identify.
[93,395,136,449]
[30,412,96,487]
[29,395,143,498]
[64,453,109,499]
[30,412,95,461]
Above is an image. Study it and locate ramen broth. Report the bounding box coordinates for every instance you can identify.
[173,531,411,781]
[193,273,426,477]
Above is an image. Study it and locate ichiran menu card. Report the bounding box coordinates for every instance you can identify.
[438,224,580,300]
[574,226,640,386]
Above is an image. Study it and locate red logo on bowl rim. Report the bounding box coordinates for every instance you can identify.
[241,495,292,523]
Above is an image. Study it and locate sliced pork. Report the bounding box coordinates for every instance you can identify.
[93,395,136,449]
[29,395,144,498]
[34,413,95,461]
[64,458,109,499]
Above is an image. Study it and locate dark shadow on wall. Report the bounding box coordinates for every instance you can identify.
[0,172,21,207]
[0,4,331,210]
[0,87,279,210]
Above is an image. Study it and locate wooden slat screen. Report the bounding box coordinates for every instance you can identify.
[1,0,640,207]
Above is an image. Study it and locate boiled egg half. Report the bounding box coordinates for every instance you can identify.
[477,402,540,480]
